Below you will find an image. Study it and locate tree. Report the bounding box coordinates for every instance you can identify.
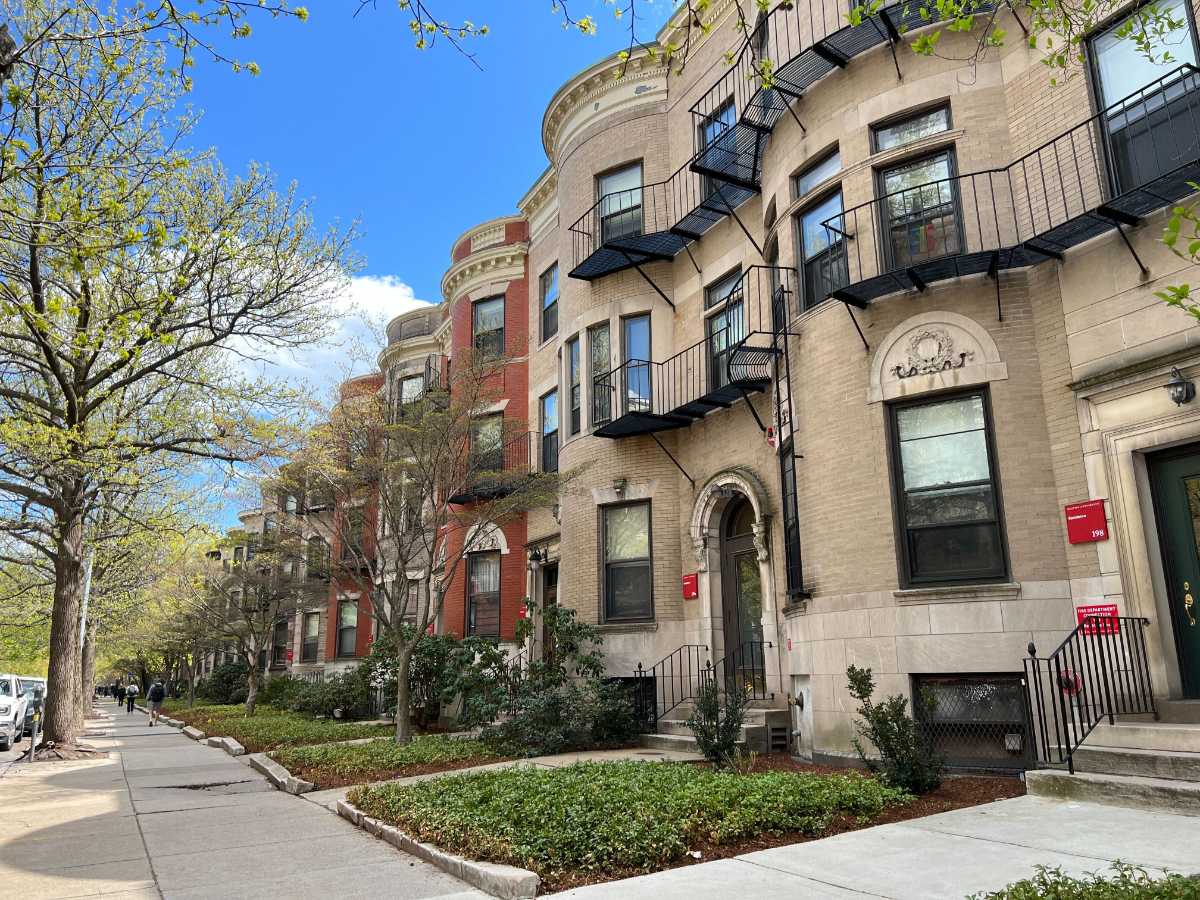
[283,351,564,744]
[178,517,325,714]
[0,0,353,746]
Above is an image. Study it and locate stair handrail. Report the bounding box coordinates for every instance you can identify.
[1023,614,1157,773]
[634,644,709,730]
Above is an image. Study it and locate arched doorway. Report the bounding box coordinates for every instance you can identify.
[720,496,766,689]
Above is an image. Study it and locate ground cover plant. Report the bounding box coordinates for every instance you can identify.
[161,701,391,753]
[971,863,1200,899]
[270,735,501,788]
[348,761,909,887]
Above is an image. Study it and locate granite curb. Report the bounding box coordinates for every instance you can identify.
[247,752,316,794]
[336,797,539,899]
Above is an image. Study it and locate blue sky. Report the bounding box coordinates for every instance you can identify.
[187,1,674,388]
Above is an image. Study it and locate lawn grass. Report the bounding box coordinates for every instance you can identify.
[348,761,910,886]
[162,701,392,753]
[270,735,501,788]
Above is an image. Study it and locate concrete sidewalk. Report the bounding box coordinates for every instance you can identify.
[0,700,487,899]
[546,792,1200,899]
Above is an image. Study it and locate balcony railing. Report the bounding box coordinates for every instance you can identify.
[569,157,756,281]
[591,267,799,438]
[447,432,542,504]
[818,66,1200,306]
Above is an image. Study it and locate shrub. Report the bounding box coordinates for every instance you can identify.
[270,735,499,788]
[846,664,943,794]
[197,661,252,705]
[686,679,749,770]
[259,674,304,709]
[480,679,639,757]
[970,863,1200,899]
[349,761,909,884]
[360,629,461,728]
[290,671,371,720]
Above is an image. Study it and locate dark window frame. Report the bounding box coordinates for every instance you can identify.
[472,295,506,358]
[336,598,358,658]
[874,146,966,274]
[540,264,559,342]
[698,97,737,198]
[271,619,289,667]
[567,335,581,435]
[600,499,654,623]
[300,612,320,662]
[792,146,842,200]
[886,388,1010,588]
[619,312,653,416]
[870,102,952,154]
[466,549,501,638]
[795,187,847,310]
[596,160,644,244]
[540,388,559,473]
[470,412,504,472]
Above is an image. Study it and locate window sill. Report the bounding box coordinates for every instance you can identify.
[782,600,809,619]
[893,582,1020,605]
[597,621,658,634]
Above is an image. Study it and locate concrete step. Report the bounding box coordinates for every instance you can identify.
[1072,745,1200,782]
[639,732,702,753]
[1084,722,1200,753]
[1026,769,1200,814]
[1160,700,1200,725]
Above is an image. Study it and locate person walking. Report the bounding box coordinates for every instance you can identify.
[125,681,139,714]
[115,683,126,709]
[146,679,165,726]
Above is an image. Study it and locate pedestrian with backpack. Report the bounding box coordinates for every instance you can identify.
[115,683,126,709]
[146,680,166,726]
[125,681,139,714]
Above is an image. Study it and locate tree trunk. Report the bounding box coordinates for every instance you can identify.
[42,505,87,745]
[394,642,414,745]
[80,619,98,722]
[244,666,258,716]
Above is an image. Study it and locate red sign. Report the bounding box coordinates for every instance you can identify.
[1076,603,1119,635]
[518,603,528,620]
[682,573,698,600]
[286,649,293,662]
[786,638,792,651]
[1065,499,1108,544]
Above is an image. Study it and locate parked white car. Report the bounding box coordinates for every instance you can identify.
[0,674,29,751]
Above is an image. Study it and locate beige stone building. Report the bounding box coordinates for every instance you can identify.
[437,0,1200,768]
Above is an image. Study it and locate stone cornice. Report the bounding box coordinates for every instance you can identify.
[440,241,529,304]
[518,166,557,219]
[657,0,740,59]
[541,49,668,161]
[447,215,525,263]
[377,333,441,374]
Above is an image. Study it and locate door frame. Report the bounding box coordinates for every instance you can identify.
[1148,443,1200,696]
[719,497,766,688]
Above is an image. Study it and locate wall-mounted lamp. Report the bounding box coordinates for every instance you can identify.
[527,547,547,570]
[613,477,627,498]
[1167,367,1196,406]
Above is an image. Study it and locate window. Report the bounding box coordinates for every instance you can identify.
[621,314,652,414]
[567,336,581,435]
[779,439,803,596]
[878,150,962,269]
[472,296,505,358]
[540,264,559,341]
[301,613,320,662]
[603,502,652,621]
[598,162,643,244]
[337,599,358,657]
[705,269,745,392]
[797,191,847,308]
[793,148,841,198]
[401,478,423,532]
[233,546,244,564]
[872,105,950,152]
[342,507,364,561]
[699,98,737,197]
[262,515,277,537]
[271,620,289,667]
[889,391,1008,586]
[399,374,425,405]
[588,322,612,427]
[306,537,329,580]
[470,414,504,472]
[540,389,559,473]
[1089,0,1200,192]
[467,551,500,637]
[282,493,300,515]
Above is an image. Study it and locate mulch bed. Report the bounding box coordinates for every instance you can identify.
[542,754,1025,893]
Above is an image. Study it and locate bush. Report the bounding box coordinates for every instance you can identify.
[480,679,639,757]
[288,671,372,720]
[970,863,1200,899]
[349,761,909,885]
[197,660,252,705]
[686,679,749,770]
[359,629,462,728]
[270,735,499,788]
[846,664,943,794]
[259,674,304,709]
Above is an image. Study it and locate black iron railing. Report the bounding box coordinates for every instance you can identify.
[819,66,1200,305]
[448,432,539,505]
[633,640,773,730]
[590,266,799,436]
[1024,615,1158,773]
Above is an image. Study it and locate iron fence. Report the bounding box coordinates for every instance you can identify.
[913,674,1034,771]
[1024,615,1157,773]
[633,640,773,730]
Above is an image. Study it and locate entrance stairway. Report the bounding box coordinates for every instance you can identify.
[1026,702,1200,814]
[638,700,792,755]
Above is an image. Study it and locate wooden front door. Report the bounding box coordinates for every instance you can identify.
[541,563,559,666]
[1150,446,1200,698]
[720,499,765,691]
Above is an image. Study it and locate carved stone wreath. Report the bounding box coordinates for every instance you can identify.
[892,327,975,379]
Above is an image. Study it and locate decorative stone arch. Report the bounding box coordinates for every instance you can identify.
[463,520,510,555]
[868,310,1008,403]
[689,468,773,573]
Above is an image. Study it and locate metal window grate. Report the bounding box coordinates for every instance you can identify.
[912,673,1033,772]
